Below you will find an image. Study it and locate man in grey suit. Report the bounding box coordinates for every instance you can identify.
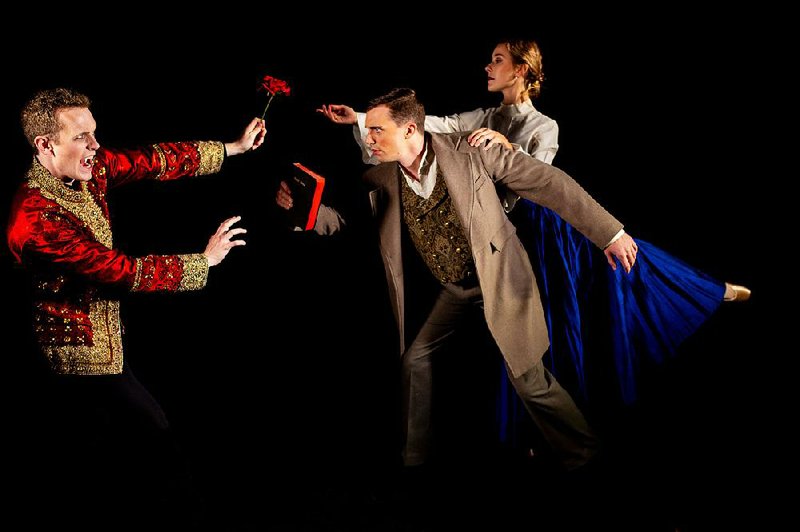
[277,88,638,472]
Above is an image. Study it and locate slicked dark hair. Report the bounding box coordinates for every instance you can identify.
[366,88,425,133]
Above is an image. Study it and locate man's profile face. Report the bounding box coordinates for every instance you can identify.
[48,107,99,182]
[364,105,407,163]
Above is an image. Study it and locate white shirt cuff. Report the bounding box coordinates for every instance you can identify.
[604,229,625,249]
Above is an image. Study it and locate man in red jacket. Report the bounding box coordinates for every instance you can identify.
[7,87,265,528]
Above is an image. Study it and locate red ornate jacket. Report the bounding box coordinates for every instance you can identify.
[7,141,225,375]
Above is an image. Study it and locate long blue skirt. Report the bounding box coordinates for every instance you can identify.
[496,200,725,445]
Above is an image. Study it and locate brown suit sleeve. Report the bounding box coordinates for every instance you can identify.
[479,145,623,249]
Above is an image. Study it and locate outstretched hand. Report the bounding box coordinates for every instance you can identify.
[225,118,267,156]
[468,128,513,150]
[276,181,293,210]
[604,233,638,274]
[316,104,357,125]
[204,216,247,267]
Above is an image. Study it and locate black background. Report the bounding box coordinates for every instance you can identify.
[1,13,780,530]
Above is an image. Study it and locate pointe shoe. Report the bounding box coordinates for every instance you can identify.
[724,283,751,302]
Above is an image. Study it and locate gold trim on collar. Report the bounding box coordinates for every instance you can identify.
[26,157,85,203]
[27,158,113,248]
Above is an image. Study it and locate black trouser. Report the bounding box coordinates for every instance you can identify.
[401,281,598,470]
[30,364,197,529]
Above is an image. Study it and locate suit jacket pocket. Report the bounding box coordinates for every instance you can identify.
[489,222,517,253]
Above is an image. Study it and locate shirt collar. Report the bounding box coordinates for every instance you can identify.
[399,133,435,181]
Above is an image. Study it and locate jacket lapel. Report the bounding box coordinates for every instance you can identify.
[430,134,475,241]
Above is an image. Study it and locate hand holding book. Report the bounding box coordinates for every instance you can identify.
[277,162,326,230]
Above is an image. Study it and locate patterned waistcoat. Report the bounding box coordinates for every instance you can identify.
[401,170,475,284]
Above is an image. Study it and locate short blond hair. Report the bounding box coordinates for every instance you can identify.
[21,88,91,148]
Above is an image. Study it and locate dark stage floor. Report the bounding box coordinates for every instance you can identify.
[5,297,770,531]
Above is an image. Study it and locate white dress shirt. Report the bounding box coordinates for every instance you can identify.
[398,138,437,199]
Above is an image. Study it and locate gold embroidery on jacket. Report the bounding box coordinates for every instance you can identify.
[42,299,123,375]
[153,144,168,180]
[133,258,143,290]
[178,253,208,291]
[27,158,113,248]
[26,159,122,374]
[196,141,224,176]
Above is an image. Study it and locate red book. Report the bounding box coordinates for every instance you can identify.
[288,162,326,230]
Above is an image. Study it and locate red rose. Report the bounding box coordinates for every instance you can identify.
[258,75,291,121]
[260,75,291,96]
